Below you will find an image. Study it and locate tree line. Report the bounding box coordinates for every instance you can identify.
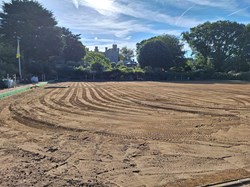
[1,0,250,82]
[0,0,86,80]
[136,21,250,80]
[183,21,250,73]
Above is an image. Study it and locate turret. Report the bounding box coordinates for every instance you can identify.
[112,44,117,51]
[94,46,99,52]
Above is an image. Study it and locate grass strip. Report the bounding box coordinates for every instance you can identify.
[0,82,48,100]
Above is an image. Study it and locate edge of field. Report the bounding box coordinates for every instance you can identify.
[0,82,48,100]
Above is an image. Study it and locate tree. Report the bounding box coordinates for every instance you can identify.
[59,27,86,62]
[0,0,63,63]
[183,21,247,72]
[0,43,18,77]
[237,24,250,71]
[136,34,184,70]
[84,51,111,73]
[120,46,134,61]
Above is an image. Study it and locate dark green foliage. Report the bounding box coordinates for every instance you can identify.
[0,0,62,61]
[237,72,250,80]
[0,43,18,77]
[185,54,214,72]
[60,27,86,62]
[72,51,144,81]
[83,51,112,73]
[137,34,184,70]
[0,80,6,89]
[183,21,249,72]
[120,46,134,61]
[0,0,86,80]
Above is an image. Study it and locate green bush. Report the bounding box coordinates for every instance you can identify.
[0,80,7,89]
[235,71,250,80]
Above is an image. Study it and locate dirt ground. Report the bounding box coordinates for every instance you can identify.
[0,81,250,187]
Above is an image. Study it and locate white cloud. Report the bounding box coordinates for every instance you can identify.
[51,0,200,50]
[68,0,202,28]
[176,5,195,26]
[125,36,132,40]
[227,6,250,17]
[155,0,238,10]
[75,0,118,16]
[59,14,151,38]
[59,12,183,39]
[5,0,247,51]
[71,0,79,8]
[184,0,238,10]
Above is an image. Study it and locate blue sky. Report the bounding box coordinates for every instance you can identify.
[1,0,250,54]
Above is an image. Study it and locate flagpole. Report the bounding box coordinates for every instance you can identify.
[17,37,22,80]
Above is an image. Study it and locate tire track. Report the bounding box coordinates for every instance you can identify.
[6,82,244,147]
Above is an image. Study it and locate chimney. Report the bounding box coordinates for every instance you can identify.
[94,46,99,52]
[113,44,117,50]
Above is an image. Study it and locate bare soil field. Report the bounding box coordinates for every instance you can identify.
[0,81,250,187]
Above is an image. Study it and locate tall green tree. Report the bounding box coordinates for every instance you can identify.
[136,34,184,70]
[84,51,111,73]
[237,24,250,71]
[0,43,18,77]
[120,46,134,61]
[59,27,86,62]
[183,21,247,72]
[0,0,63,63]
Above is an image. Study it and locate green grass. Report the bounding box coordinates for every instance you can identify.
[0,82,48,100]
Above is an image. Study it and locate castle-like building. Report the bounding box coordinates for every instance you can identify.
[94,44,119,63]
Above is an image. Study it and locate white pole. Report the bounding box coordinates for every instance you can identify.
[17,37,22,80]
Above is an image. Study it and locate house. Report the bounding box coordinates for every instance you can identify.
[104,44,119,63]
[94,44,119,63]
[123,59,138,67]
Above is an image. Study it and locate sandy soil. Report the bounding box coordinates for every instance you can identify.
[0,81,249,187]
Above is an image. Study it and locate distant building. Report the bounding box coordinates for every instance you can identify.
[104,44,119,63]
[93,44,119,63]
[123,59,137,67]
